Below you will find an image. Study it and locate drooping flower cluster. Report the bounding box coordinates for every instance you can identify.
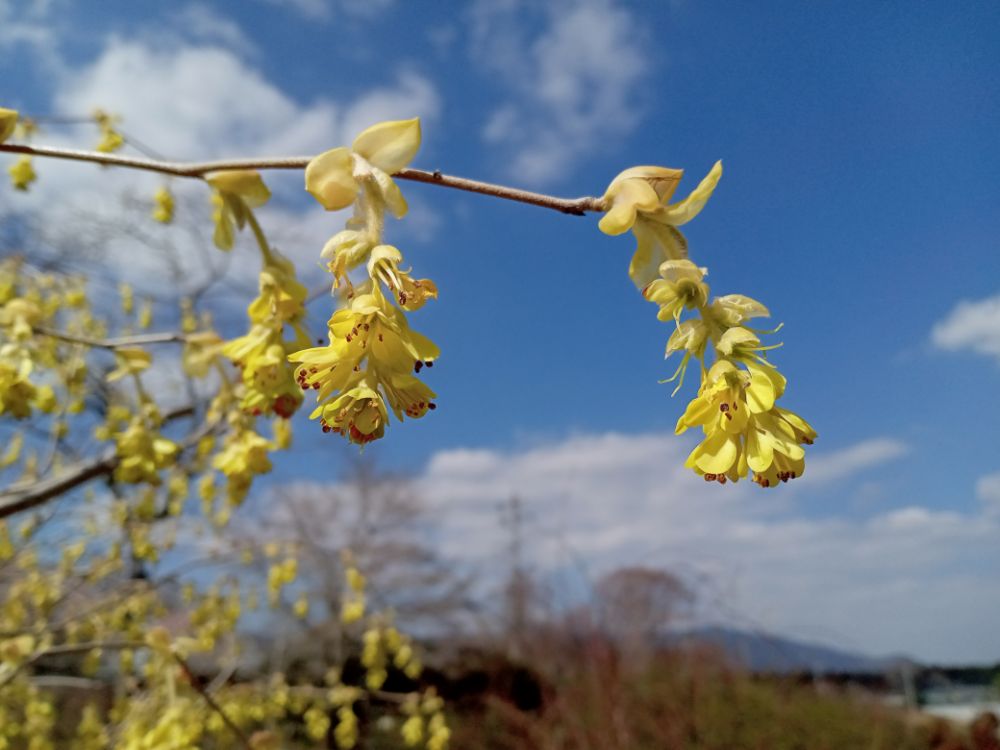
[600,163,816,487]
[291,118,440,445]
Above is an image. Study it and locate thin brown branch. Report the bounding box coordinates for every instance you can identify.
[34,326,188,349]
[173,652,252,749]
[0,142,608,216]
[0,405,201,520]
[0,640,146,689]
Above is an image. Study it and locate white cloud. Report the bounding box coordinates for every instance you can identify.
[802,437,908,484]
[468,0,647,184]
[976,471,1000,515]
[252,0,396,22]
[0,0,65,74]
[931,292,1000,363]
[391,430,1000,662]
[172,4,257,57]
[3,36,441,295]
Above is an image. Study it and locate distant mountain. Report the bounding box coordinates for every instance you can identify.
[669,626,913,674]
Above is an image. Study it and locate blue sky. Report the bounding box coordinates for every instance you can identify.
[2,0,999,663]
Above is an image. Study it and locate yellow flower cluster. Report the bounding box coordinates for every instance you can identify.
[221,250,309,419]
[600,163,816,487]
[292,119,440,445]
[0,259,87,426]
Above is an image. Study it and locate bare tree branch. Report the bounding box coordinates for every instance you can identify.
[0,142,608,216]
[0,405,202,520]
[34,326,189,349]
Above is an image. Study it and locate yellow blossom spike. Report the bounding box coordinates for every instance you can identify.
[0,107,18,143]
[351,118,421,174]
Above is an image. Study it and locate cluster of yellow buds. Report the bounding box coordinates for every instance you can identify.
[291,119,440,445]
[92,108,125,153]
[2,107,38,191]
[600,162,816,487]
[95,402,179,485]
[400,690,450,750]
[341,558,367,624]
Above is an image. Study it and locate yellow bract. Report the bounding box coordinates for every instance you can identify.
[0,107,18,143]
[601,161,723,290]
[305,118,421,217]
[206,170,271,251]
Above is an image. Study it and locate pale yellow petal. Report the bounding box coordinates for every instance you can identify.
[746,427,774,473]
[351,118,421,174]
[305,147,358,211]
[689,430,739,474]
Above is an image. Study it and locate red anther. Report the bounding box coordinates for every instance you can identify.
[364,324,370,331]
[418,402,425,408]
[252,408,261,416]
[720,403,730,412]
[322,425,331,433]
[428,402,437,410]
[790,471,797,479]
[273,395,297,418]
[312,382,320,390]
[425,361,433,368]
[310,367,318,373]
[704,473,716,482]
[414,361,423,373]
[378,334,383,342]
[761,479,770,487]
[717,475,727,484]
[346,335,352,343]
[725,413,732,420]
